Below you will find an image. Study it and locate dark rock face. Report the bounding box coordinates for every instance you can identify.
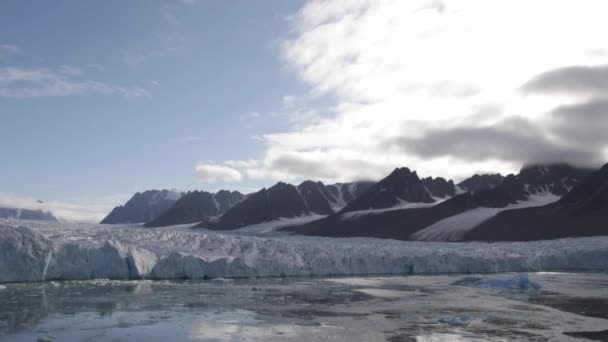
[340,168,435,213]
[457,174,504,193]
[199,181,374,230]
[214,190,244,213]
[421,177,456,198]
[287,163,594,241]
[326,182,374,204]
[517,163,591,196]
[466,163,608,241]
[144,190,244,227]
[0,207,58,221]
[100,190,182,224]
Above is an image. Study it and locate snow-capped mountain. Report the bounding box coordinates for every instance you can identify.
[198,181,373,230]
[144,190,244,227]
[0,207,57,221]
[288,163,592,241]
[466,163,608,241]
[338,168,438,213]
[100,189,183,224]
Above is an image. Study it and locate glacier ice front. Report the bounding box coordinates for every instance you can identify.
[1,220,608,283]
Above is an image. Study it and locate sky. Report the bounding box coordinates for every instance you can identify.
[2,0,608,222]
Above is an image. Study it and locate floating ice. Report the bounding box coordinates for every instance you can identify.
[451,274,543,291]
[438,314,474,326]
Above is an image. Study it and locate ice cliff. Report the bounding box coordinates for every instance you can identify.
[1,221,608,283]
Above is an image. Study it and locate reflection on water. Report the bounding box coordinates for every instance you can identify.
[0,273,607,341]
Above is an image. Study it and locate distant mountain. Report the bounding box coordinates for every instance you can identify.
[457,173,503,193]
[287,163,592,240]
[466,163,608,241]
[100,189,183,224]
[144,190,244,227]
[0,207,58,221]
[198,181,373,230]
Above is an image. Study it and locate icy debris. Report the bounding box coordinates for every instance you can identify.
[451,274,542,291]
[1,221,608,283]
[438,314,473,326]
[0,285,6,290]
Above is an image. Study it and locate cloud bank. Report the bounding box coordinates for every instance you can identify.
[195,164,243,183]
[0,193,129,223]
[201,0,608,184]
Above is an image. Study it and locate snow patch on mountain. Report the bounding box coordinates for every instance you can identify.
[226,215,327,236]
[411,192,560,241]
[340,200,438,221]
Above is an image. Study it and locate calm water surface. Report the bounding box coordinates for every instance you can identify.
[1,272,607,341]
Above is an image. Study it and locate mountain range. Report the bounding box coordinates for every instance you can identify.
[93,161,607,242]
[198,181,373,230]
[144,190,244,227]
[101,189,183,224]
[284,163,593,241]
[0,206,58,221]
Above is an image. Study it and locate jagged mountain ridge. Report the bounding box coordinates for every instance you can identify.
[457,173,504,193]
[338,168,436,213]
[198,181,373,230]
[144,190,244,227]
[101,189,183,224]
[286,163,593,240]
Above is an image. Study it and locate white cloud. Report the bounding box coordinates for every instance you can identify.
[243,111,261,119]
[0,66,149,98]
[123,32,191,66]
[282,95,297,108]
[195,164,243,183]
[228,0,608,183]
[183,136,202,142]
[0,193,130,223]
[0,44,19,55]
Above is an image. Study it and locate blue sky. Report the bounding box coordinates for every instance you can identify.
[2,0,607,221]
[1,1,307,202]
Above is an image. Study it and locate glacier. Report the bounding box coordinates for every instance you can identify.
[1,218,608,283]
[411,192,561,241]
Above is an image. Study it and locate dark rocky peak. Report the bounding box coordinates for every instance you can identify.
[421,176,456,198]
[101,189,183,224]
[457,173,504,193]
[297,180,335,215]
[144,189,244,227]
[339,167,434,213]
[517,163,593,196]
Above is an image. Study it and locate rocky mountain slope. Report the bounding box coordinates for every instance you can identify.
[144,190,244,227]
[198,181,373,230]
[287,164,592,241]
[101,190,182,224]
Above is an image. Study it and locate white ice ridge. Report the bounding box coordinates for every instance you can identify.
[1,219,608,283]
